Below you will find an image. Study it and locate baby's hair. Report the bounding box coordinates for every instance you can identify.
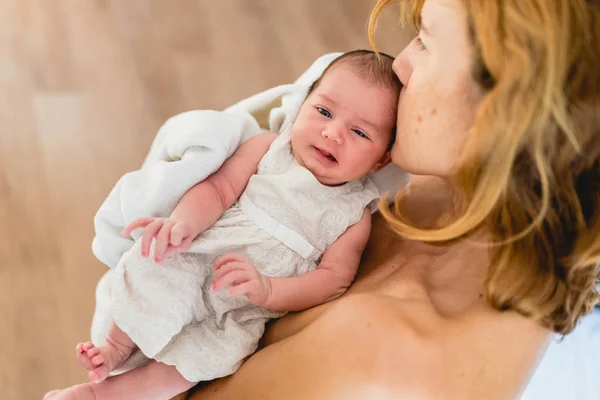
[307,50,401,152]
[307,50,401,96]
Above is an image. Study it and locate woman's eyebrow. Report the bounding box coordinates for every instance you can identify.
[418,15,432,36]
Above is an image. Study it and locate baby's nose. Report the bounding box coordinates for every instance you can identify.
[323,124,345,144]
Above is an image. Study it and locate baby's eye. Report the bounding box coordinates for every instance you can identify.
[352,129,367,139]
[317,107,331,118]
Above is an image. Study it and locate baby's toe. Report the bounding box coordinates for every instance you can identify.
[89,364,109,384]
[91,354,104,366]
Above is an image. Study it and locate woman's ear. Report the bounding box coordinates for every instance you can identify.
[369,152,392,173]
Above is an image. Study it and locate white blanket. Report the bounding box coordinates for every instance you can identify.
[92,52,408,269]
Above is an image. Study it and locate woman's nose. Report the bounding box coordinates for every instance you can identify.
[393,46,413,86]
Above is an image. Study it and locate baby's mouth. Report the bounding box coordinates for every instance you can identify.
[318,148,337,162]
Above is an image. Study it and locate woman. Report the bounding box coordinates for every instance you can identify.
[47,0,599,398]
[187,0,599,398]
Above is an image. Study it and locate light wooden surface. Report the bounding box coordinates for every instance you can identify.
[0,1,410,398]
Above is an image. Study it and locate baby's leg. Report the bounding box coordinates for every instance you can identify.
[76,320,136,383]
[44,360,196,400]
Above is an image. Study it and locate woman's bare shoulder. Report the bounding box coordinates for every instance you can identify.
[188,294,411,399]
[189,293,550,400]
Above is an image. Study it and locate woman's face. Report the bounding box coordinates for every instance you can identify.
[391,0,484,177]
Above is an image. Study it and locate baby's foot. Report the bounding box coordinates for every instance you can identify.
[75,339,134,383]
[43,383,96,400]
[75,342,97,371]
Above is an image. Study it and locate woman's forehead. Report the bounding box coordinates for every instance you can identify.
[422,0,474,63]
[422,0,467,34]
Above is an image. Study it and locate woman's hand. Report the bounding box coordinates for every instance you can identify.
[121,217,196,262]
[212,253,272,307]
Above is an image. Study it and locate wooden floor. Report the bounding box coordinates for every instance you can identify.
[0,1,410,398]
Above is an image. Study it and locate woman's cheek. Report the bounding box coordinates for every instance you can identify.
[390,138,405,164]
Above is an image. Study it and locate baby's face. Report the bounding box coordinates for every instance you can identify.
[291,65,397,186]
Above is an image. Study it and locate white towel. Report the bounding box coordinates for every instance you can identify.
[91,53,409,269]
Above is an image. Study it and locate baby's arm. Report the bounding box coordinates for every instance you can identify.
[214,208,372,312]
[123,132,278,261]
[169,132,277,232]
[265,208,371,311]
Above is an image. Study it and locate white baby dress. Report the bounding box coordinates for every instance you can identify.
[92,128,380,382]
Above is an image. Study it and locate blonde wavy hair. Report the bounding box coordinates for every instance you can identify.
[369,0,600,334]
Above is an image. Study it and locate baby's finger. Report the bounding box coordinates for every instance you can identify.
[180,236,193,251]
[227,281,255,297]
[163,244,178,258]
[121,218,155,237]
[212,261,246,287]
[214,253,245,270]
[213,269,251,291]
[170,224,188,247]
[163,236,193,258]
[141,220,163,257]
[154,220,175,262]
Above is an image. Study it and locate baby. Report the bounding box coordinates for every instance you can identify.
[46,50,401,400]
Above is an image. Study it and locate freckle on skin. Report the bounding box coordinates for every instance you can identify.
[415,129,419,135]
[430,108,437,115]
[417,115,423,123]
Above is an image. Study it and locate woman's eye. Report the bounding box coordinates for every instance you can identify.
[415,36,427,51]
[352,129,367,138]
[317,107,331,118]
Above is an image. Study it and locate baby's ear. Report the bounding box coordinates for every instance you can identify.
[369,152,392,173]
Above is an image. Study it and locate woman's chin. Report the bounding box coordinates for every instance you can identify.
[391,156,450,178]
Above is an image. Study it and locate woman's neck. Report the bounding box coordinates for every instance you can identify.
[381,175,491,316]
[400,175,456,228]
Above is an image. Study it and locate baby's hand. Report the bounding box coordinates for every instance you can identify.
[121,217,196,262]
[212,253,272,307]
